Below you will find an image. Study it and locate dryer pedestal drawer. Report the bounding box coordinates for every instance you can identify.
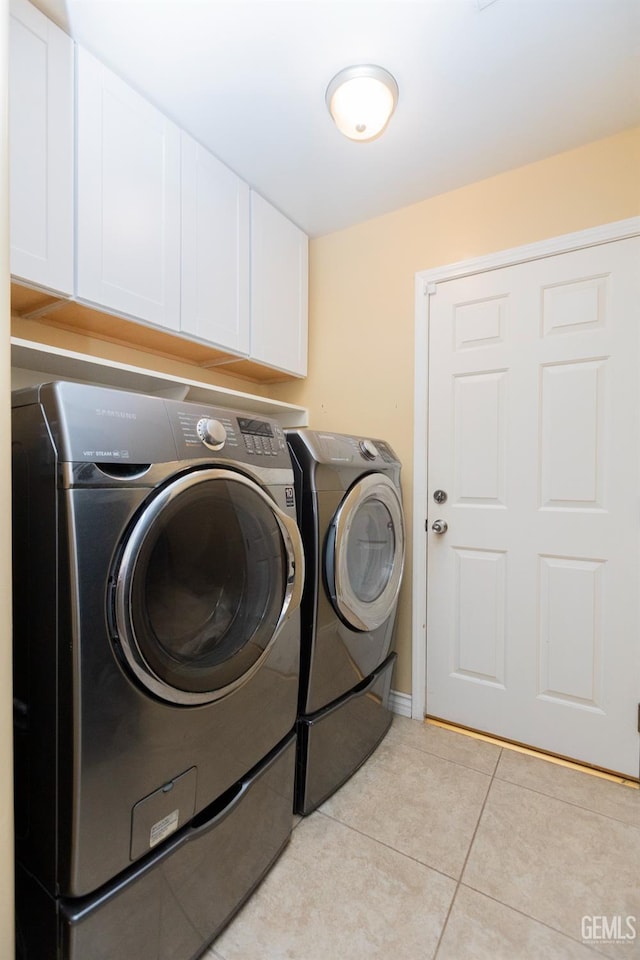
[295,653,396,815]
[16,733,296,960]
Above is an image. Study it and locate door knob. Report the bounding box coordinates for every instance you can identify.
[431,519,448,534]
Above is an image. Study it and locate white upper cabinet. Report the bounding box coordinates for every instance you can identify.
[76,47,181,330]
[9,1,309,379]
[250,192,308,377]
[181,134,250,355]
[9,0,74,295]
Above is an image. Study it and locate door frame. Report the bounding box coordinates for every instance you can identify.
[411,216,640,721]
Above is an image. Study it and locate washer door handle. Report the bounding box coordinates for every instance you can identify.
[274,508,305,620]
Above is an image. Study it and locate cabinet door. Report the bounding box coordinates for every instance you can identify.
[181,135,250,354]
[9,0,73,295]
[76,47,181,330]
[250,192,308,377]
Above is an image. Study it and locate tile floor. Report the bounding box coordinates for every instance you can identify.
[205,717,640,960]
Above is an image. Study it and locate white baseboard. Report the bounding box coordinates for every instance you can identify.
[389,689,412,718]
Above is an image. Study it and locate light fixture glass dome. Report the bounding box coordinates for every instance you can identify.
[326,65,399,142]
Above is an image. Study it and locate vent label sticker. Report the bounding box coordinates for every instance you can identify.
[149,809,179,849]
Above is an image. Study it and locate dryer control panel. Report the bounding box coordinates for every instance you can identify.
[310,432,399,466]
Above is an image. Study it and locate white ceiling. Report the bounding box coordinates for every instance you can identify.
[39,0,640,237]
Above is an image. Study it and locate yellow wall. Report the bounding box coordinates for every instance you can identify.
[271,127,640,696]
[1,0,15,954]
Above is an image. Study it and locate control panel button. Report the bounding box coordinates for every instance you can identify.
[196,418,227,451]
[359,439,379,460]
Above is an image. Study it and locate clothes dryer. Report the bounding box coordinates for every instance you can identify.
[12,382,304,959]
[286,429,405,814]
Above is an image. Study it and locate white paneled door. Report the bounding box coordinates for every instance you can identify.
[425,236,640,778]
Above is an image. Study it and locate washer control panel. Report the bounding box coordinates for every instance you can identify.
[168,404,288,465]
[238,416,284,457]
[196,418,227,450]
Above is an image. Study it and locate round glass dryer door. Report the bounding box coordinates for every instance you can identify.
[112,469,303,705]
[327,473,405,632]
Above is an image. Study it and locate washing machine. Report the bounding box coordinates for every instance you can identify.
[286,429,405,815]
[12,381,304,960]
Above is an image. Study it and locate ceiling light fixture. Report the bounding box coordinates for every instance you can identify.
[325,64,399,142]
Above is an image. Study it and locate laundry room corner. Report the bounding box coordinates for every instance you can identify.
[270,225,417,698]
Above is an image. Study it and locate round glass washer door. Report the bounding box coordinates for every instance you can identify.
[112,468,303,705]
[326,473,405,632]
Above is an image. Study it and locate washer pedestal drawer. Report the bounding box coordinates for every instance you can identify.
[16,733,296,960]
[295,653,396,816]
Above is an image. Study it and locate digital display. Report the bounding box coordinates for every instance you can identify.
[238,417,274,438]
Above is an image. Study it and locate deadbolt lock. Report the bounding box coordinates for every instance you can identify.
[433,489,448,504]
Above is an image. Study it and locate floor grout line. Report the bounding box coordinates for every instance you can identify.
[457,880,616,959]
[418,717,639,829]
[431,745,504,959]
[430,746,628,960]
[425,718,640,788]
[491,770,640,828]
[210,723,638,958]
[387,728,500,779]
[313,808,460,884]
